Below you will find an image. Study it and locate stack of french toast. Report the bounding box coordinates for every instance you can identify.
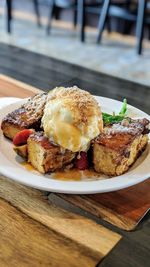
[1,87,149,177]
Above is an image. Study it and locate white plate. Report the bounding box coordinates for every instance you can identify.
[0,97,21,109]
[0,97,149,194]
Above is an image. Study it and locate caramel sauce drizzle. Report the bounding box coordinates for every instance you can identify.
[20,162,100,181]
[20,161,36,171]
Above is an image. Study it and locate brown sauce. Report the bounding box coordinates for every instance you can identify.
[20,162,100,181]
[53,169,82,181]
[83,169,100,178]
[53,168,100,181]
[20,161,35,171]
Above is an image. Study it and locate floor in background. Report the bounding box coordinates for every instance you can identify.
[0,6,150,87]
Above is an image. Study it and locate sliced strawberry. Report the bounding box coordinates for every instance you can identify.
[13,129,34,146]
[75,152,89,170]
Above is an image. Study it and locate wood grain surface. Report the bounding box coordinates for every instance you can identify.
[0,74,42,98]
[60,178,150,231]
[0,44,150,267]
[0,176,121,267]
[0,75,121,266]
[0,74,149,231]
[0,199,101,267]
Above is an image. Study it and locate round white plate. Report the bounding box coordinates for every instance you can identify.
[0,97,149,194]
[0,97,21,109]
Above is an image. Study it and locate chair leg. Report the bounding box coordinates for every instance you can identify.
[106,18,111,33]
[73,0,78,28]
[6,0,12,33]
[46,0,55,35]
[122,0,132,35]
[54,6,60,20]
[136,0,147,55]
[73,8,77,28]
[33,0,41,27]
[77,0,85,42]
[148,27,150,40]
[97,0,111,44]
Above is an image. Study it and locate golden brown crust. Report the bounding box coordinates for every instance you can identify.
[93,135,148,176]
[94,118,149,152]
[13,144,28,158]
[27,132,76,173]
[1,93,47,140]
[93,119,149,176]
[1,123,23,140]
[29,131,58,150]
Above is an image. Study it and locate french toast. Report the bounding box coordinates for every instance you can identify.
[1,93,47,140]
[14,144,28,158]
[93,118,149,176]
[27,132,76,173]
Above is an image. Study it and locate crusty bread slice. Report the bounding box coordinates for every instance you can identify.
[93,118,149,176]
[27,132,75,174]
[1,93,47,140]
[14,144,28,158]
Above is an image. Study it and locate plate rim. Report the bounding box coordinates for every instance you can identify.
[0,96,149,194]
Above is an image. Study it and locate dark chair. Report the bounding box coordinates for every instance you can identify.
[46,1,109,41]
[46,0,78,35]
[96,0,150,55]
[136,0,148,55]
[77,0,106,42]
[76,0,129,42]
[6,0,41,33]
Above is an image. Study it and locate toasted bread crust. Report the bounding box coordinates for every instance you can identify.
[13,144,28,158]
[27,132,75,173]
[1,93,47,140]
[93,119,149,176]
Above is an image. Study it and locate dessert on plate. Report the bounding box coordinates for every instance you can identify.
[1,86,149,177]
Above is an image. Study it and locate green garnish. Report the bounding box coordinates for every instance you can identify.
[102,99,127,124]
[119,98,127,116]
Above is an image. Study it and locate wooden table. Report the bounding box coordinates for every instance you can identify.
[0,43,150,267]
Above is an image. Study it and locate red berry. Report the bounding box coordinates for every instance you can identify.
[75,152,88,170]
[13,129,34,146]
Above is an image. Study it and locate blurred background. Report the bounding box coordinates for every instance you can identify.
[0,0,150,86]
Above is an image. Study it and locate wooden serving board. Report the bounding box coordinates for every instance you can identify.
[0,176,121,267]
[60,179,150,231]
[0,74,149,235]
[0,75,121,267]
[0,74,42,97]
